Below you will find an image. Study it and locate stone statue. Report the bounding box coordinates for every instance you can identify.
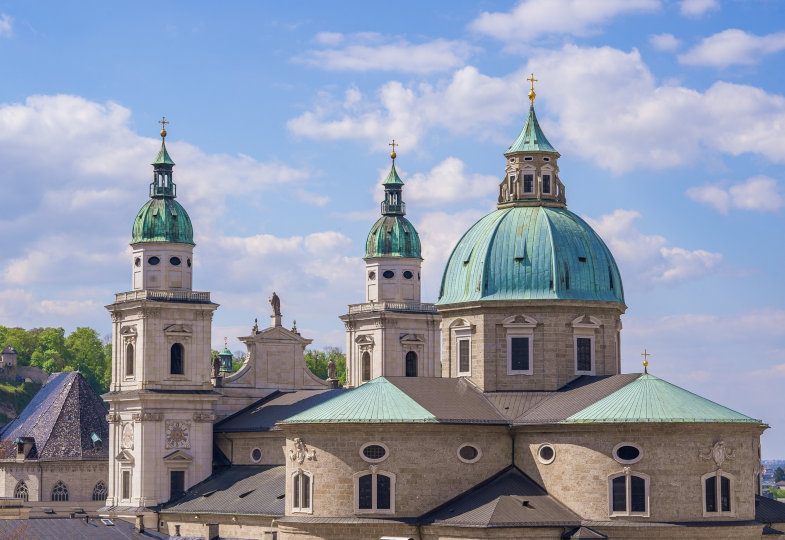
[327,358,337,380]
[212,355,220,378]
[269,291,281,317]
[253,317,259,333]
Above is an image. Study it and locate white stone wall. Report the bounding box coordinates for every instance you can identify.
[131,241,194,291]
[364,257,422,303]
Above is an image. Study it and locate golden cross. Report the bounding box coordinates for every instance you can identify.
[527,73,538,92]
[158,116,169,130]
[389,139,398,153]
[527,73,538,104]
[641,349,651,373]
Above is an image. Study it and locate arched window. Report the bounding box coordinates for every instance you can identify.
[292,470,312,513]
[405,351,417,377]
[170,343,184,375]
[51,480,69,502]
[361,352,371,382]
[608,471,648,516]
[702,471,734,515]
[92,481,107,501]
[14,481,28,502]
[354,470,395,514]
[125,343,134,376]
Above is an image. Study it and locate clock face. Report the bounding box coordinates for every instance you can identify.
[121,423,134,449]
[165,421,190,449]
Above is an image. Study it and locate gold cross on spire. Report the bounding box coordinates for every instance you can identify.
[158,116,169,138]
[641,349,651,373]
[389,139,398,160]
[527,73,538,105]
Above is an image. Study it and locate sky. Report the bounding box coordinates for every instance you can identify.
[0,1,783,456]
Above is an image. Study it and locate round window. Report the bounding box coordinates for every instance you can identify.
[170,256,181,266]
[187,258,192,267]
[360,442,389,463]
[457,443,481,463]
[613,443,642,464]
[368,271,376,281]
[250,448,262,463]
[403,270,413,279]
[134,257,141,267]
[148,256,160,265]
[537,443,555,465]
[382,270,394,279]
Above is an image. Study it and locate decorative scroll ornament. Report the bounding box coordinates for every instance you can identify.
[700,440,735,469]
[289,438,316,465]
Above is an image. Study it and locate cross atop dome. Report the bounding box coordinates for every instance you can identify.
[527,72,537,104]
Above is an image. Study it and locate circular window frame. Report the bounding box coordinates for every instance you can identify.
[368,271,376,281]
[134,257,141,267]
[360,442,389,464]
[537,443,556,465]
[250,447,262,463]
[403,270,413,279]
[457,443,482,464]
[382,270,395,279]
[170,256,181,266]
[147,256,160,266]
[187,258,192,267]
[613,442,642,465]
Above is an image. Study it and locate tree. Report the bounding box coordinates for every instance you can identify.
[304,347,346,386]
[65,327,111,395]
[775,467,785,483]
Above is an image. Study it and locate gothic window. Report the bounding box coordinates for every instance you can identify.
[457,337,471,376]
[170,343,184,375]
[92,481,107,501]
[361,352,371,382]
[703,471,734,515]
[170,470,185,500]
[405,351,417,377]
[542,174,551,194]
[608,471,648,516]
[14,481,28,502]
[576,337,594,373]
[125,343,134,377]
[292,470,312,513]
[51,481,69,502]
[122,470,131,500]
[523,174,534,193]
[355,470,395,513]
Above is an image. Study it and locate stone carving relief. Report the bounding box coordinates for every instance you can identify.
[193,412,216,423]
[700,440,735,469]
[132,411,163,422]
[289,438,316,465]
[106,412,121,424]
[121,423,134,450]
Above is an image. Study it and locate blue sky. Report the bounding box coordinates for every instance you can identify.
[0,1,783,455]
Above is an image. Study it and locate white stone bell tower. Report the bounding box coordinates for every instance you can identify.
[103,121,218,522]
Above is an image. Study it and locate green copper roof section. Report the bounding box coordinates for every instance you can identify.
[563,374,760,424]
[382,162,404,185]
[279,377,438,424]
[438,206,623,304]
[365,215,422,259]
[152,140,175,166]
[131,197,194,245]
[505,105,557,155]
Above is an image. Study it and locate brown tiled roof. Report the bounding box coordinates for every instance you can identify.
[0,371,108,461]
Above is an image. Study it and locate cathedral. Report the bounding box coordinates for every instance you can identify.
[2,83,784,539]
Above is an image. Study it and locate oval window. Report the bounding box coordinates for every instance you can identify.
[543,157,550,162]
[457,443,481,463]
[382,270,394,279]
[148,256,160,265]
[360,442,389,463]
[537,443,555,464]
[613,443,642,464]
[134,257,141,267]
[170,256,181,266]
[187,258,192,267]
[250,448,262,463]
[403,270,413,279]
[368,271,376,281]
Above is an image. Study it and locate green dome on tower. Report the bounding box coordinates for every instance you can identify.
[131,128,195,245]
[364,153,422,259]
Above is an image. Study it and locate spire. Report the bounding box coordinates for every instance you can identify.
[505,105,557,155]
[381,140,405,216]
[149,117,177,198]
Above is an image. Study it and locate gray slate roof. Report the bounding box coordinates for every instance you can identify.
[0,517,168,539]
[757,495,785,523]
[214,389,344,432]
[420,466,580,528]
[160,465,285,516]
[0,371,108,461]
[1,345,16,354]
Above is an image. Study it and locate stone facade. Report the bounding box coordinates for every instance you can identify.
[0,460,107,502]
[214,431,285,466]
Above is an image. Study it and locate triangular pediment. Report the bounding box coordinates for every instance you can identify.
[115,449,134,464]
[120,325,137,335]
[355,335,375,345]
[163,324,192,334]
[163,449,193,462]
[243,325,312,345]
[399,334,425,344]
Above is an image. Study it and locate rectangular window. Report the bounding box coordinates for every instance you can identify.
[542,174,551,194]
[122,470,131,500]
[170,470,185,500]
[705,475,716,512]
[510,337,530,371]
[376,474,391,510]
[301,473,311,510]
[458,338,470,374]
[358,474,373,509]
[523,174,534,193]
[720,476,731,512]
[630,475,646,512]
[576,337,592,372]
[612,476,626,512]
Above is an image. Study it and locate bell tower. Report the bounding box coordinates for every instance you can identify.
[103,121,219,521]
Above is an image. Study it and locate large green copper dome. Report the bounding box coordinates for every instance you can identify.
[132,197,194,245]
[365,215,421,259]
[437,206,624,305]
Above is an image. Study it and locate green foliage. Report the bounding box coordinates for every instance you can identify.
[0,381,42,419]
[210,350,244,373]
[0,325,111,397]
[775,467,785,483]
[768,486,785,498]
[305,347,346,386]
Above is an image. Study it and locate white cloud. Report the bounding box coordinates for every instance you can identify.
[298,33,475,74]
[294,189,330,206]
[585,209,722,285]
[686,176,783,214]
[679,0,719,17]
[0,14,11,37]
[470,0,660,45]
[649,33,681,52]
[679,29,785,68]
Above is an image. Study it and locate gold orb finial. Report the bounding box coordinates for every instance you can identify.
[526,72,538,105]
[641,349,651,374]
[158,116,169,139]
[389,139,398,160]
